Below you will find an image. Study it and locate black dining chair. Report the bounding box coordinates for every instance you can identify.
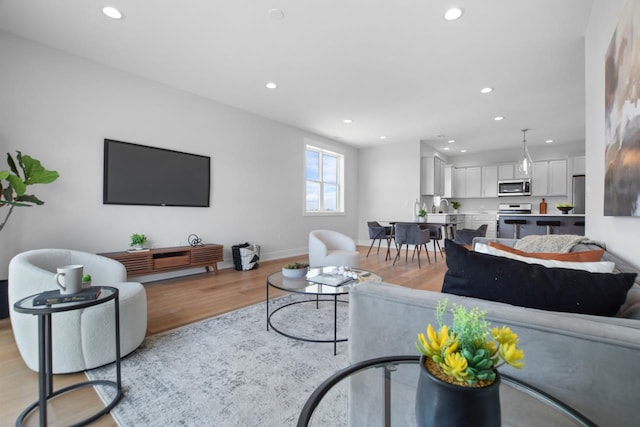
[426,224,444,261]
[453,224,488,247]
[393,223,431,268]
[366,221,392,259]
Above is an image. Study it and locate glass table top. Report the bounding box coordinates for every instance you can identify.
[267,266,382,295]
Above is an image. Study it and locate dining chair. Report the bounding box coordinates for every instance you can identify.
[426,224,444,261]
[366,221,392,259]
[393,223,431,268]
[453,224,488,247]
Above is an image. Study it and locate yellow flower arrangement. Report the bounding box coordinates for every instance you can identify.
[416,300,525,385]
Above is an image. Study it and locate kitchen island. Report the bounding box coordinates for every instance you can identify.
[497,213,585,238]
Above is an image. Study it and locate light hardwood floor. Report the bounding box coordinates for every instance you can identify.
[0,245,446,426]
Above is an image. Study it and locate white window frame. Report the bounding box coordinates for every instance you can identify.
[304,144,345,216]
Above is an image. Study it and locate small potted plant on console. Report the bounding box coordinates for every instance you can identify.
[130,233,147,250]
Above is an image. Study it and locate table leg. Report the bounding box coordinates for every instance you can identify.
[333,296,337,356]
[114,295,122,390]
[38,314,49,427]
[383,363,395,427]
[266,281,270,331]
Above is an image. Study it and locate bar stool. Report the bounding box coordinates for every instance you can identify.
[536,220,561,235]
[504,219,527,239]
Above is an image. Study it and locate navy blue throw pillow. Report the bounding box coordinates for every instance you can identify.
[442,239,636,316]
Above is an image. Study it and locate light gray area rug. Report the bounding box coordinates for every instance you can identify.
[86,295,350,426]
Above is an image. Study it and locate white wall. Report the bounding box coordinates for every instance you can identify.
[356,141,421,244]
[0,32,359,280]
[586,0,640,269]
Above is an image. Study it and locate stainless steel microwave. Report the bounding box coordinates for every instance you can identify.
[498,179,531,197]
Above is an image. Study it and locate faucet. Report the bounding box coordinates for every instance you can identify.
[439,198,449,213]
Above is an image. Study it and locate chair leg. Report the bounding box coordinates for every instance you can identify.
[424,244,431,265]
[435,239,443,257]
[416,245,421,268]
[393,244,403,265]
[376,239,382,254]
[366,239,376,257]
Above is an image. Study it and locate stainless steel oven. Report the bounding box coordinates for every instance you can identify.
[498,179,531,197]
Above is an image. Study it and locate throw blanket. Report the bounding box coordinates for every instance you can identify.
[514,235,604,253]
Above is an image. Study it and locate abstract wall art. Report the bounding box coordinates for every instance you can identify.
[604,0,640,217]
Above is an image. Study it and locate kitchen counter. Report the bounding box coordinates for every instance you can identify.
[496,213,585,217]
[497,214,585,238]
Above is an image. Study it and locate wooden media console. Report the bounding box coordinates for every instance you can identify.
[100,244,223,277]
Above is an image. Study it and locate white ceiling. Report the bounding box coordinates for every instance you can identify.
[0,0,594,154]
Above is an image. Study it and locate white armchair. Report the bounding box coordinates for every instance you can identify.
[308,230,360,268]
[9,249,147,373]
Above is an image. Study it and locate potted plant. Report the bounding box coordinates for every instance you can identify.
[451,201,461,213]
[418,208,427,222]
[282,262,309,278]
[415,299,525,426]
[1,151,59,318]
[130,233,147,250]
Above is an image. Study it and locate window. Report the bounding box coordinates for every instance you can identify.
[305,145,344,214]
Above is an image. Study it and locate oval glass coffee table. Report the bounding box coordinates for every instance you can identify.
[266,266,381,355]
[297,356,596,427]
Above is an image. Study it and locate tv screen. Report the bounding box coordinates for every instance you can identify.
[103,139,211,207]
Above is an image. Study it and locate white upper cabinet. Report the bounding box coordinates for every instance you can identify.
[532,159,567,196]
[573,155,586,175]
[465,167,482,198]
[481,165,498,197]
[444,165,453,198]
[498,164,514,180]
[421,156,445,195]
[453,167,466,198]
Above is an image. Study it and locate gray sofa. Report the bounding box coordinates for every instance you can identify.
[348,240,640,426]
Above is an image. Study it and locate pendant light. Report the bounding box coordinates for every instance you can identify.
[518,128,533,176]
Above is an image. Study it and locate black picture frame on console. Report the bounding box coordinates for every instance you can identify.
[103,139,211,207]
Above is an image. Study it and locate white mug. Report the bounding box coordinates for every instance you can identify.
[55,265,84,295]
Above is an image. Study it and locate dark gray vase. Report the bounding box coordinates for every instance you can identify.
[415,355,501,427]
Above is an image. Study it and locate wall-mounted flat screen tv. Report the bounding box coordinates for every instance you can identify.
[103,139,211,207]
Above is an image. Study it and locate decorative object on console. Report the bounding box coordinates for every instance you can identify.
[188,234,204,247]
[415,299,524,427]
[517,129,533,177]
[129,233,147,250]
[0,150,60,233]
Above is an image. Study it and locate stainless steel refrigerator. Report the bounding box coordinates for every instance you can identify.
[572,175,586,214]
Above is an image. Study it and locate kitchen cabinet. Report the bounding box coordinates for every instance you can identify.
[465,167,482,198]
[453,167,466,197]
[464,214,497,238]
[532,160,567,196]
[573,155,586,175]
[444,165,453,198]
[452,166,496,198]
[421,156,445,195]
[481,165,498,197]
[499,162,530,179]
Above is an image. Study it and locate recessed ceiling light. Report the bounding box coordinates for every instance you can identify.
[444,7,464,21]
[480,87,494,94]
[494,116,504,121]
[461,149,468,153]
[443,147,450,151]
[102,6,123,20]
[343,119,353,124]
[545,139,553,144]
[448,139,455,143]
[268,8,285,21]
[265,82,277,89]
[380,136,387,140]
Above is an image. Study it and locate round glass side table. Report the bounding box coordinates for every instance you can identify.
[13,286,124,427]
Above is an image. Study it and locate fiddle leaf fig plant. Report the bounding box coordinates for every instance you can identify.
[0,151,60,233]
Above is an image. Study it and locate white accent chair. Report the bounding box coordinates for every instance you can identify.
[9,249,147,373]
[308,230,360,268]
